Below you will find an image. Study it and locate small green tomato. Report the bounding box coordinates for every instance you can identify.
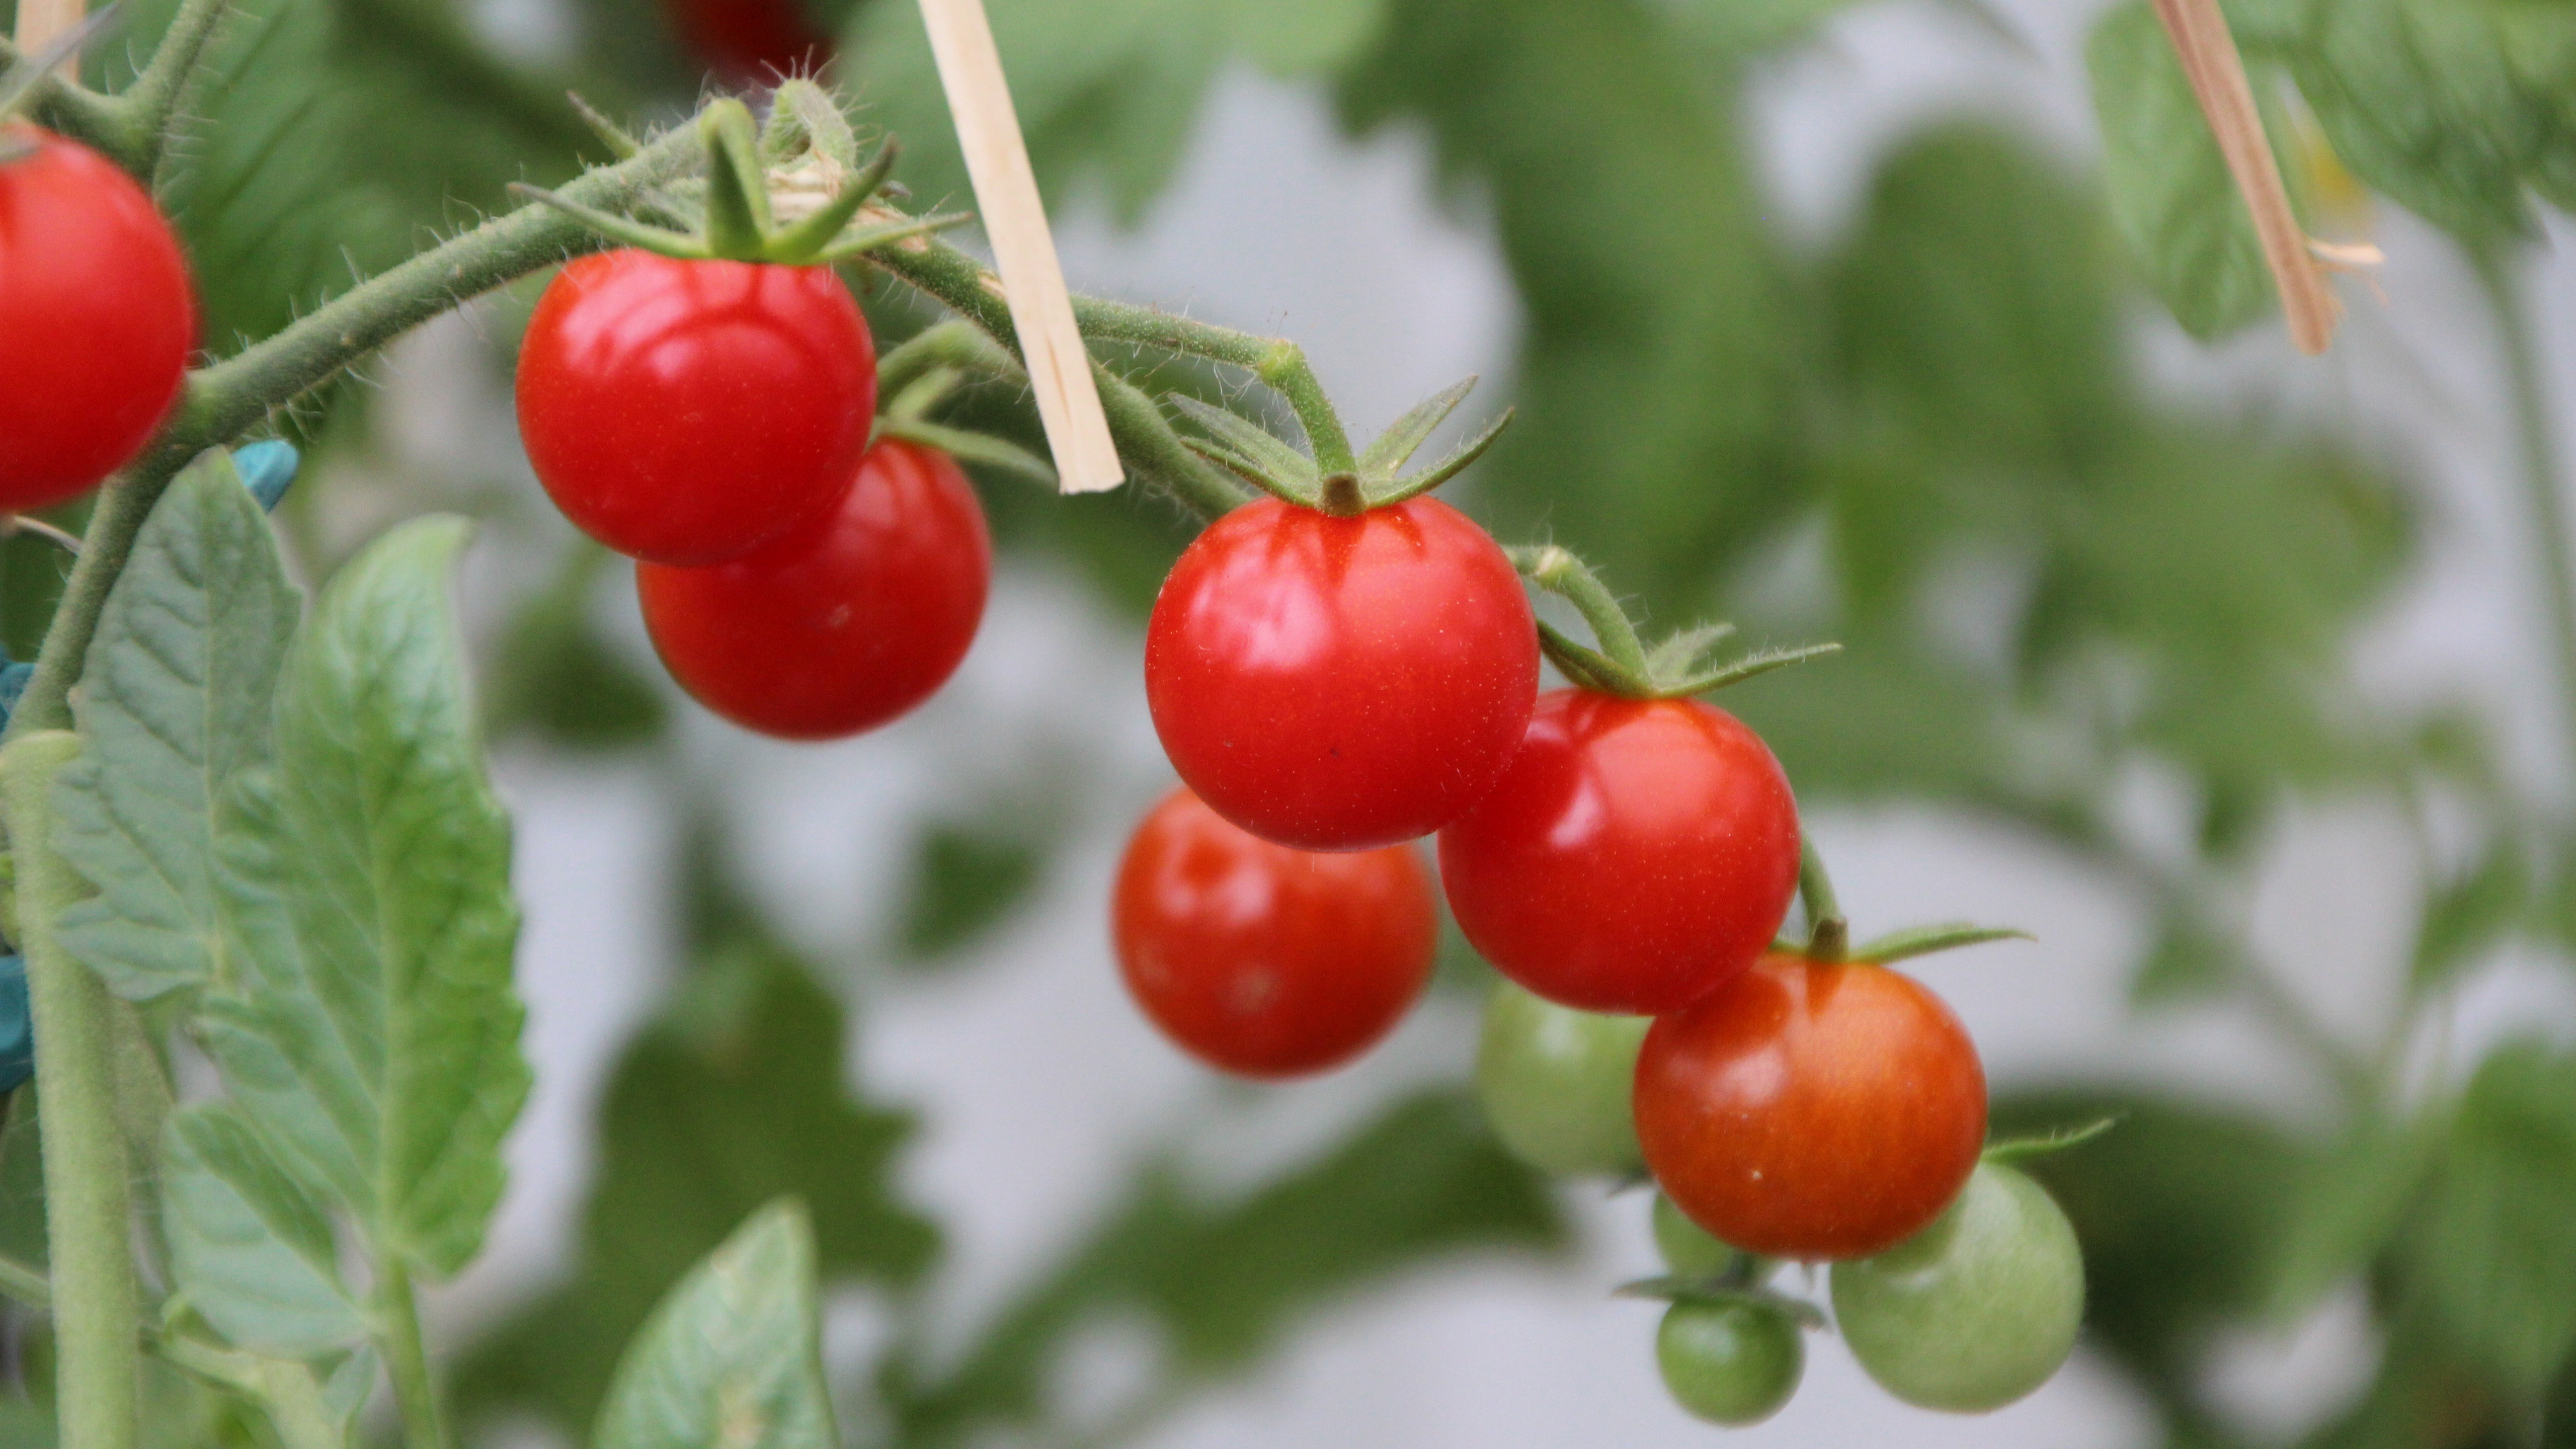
[1829,1162,2084,1412]
[1653,1192,1760,1281]
[1473,979,1649,1175]
[1655,1299,1803,1426]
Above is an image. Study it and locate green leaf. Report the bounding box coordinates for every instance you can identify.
[2131,911,2243,1006]
[162,1104,368,1357]
[1848,921,2031,965]
[52,451,301,1002]
[196,518,527,1277]
[2410,842,2529,995]
[2408,1040,2576,1395]
[452,907,935,1437]
[2088,1,2280,340]
[895,822,1044,959]
[1982,1116,2120,1165]
[594,1200,834,1449]
[886,1090,1563,1442]
[483,543,666,751]
[2266,1114,2436,1322]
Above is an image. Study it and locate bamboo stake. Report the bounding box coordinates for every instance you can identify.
[2149,0,2340,355]
[12,0,84,71]
[915,0,1124,492]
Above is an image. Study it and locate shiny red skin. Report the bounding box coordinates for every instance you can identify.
[1438,691,1799,1015]
[1113,786,1437,1078]
[0,128,194,510]
[664,0,830,84]
[1635,955,1988,1261]
[517,250,875,565]
[1143,497,1538,852]
[638,440,989,740]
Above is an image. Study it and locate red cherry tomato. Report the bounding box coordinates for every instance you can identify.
[517,250,875,566]
[638,439,989,739]
[1438,690,1799,1015]
[0,127,194,510]
[1634,954,1987,1261]
[663,0,830,85]
[1113,786,1437,1078]
[1143,497,1537,852]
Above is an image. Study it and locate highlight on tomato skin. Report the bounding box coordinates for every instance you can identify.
[0,126,197,511]
[1439,690,1801,1016]
[516,249,877,567]
[1633,953,1987,1262]
[1142,495,1539,853]
[638,438,989,741]
[1111,786,1438,1078]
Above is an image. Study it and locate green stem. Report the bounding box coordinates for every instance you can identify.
[380,1261,450,1449]
[1508,545,1649,677]
[2470,244,2576,778]
[0,732,140,1449]
[0,1251,50,1311]
[1797,836,1847,962]
[1069,296,1357,474]
[115,0,231,182]
[864,242,1250,520]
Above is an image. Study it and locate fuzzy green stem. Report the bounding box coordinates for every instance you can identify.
[863,241,1251,520]
[2470,244,2576,781]
[115,0,232,182]
[1798,836,1847,962]
[1509,546,1649,678]
[380,1261,449,1449]
[1067,297,1357,473]
[1,732,140,1449]
[0,1251,50,1310]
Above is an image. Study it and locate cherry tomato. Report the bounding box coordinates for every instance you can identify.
[662,0,830,85]
[1656,1299,1802,1426]
[1832,1163,2084,1412]
[517,250,875,565]
[0,127,194,510]
[1112,786,1436,1078]
[1474,980,1648,1176]
[638,439,988,739]
[1635,954,1986,1261]
[1653,1193,1754,1282]
[1143,496,1537,852]
[1438,690,1798,1015]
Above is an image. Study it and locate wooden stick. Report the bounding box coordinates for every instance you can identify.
[915,0,1124,493]
[2149,0,2339,355]
[12,0,86,72]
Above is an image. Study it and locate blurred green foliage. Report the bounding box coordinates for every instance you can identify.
[9,0,2576,1439]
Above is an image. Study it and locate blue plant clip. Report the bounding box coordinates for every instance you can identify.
[234,440,301,513]
[0,956,30,1095]
[0,660,31,736]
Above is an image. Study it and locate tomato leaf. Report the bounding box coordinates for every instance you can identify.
[51,450,301,1003]
[2407,1040,2576,1396]
[593,1199,835,1449]
[2409,842,2529,997]
[1611,1276,1825,1327]
[162,1103,368,1357]
[195,517,528,1277]
[1849,921,2033,966]
[2265,1113,2437,1323]
[2088,1,2281,340]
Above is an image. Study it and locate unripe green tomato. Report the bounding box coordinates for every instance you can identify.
[1654,1192,1756,1280]
[1655,1299,1803,1426]
[1829,1162,2083,1412]
[1474,979,1650,1175]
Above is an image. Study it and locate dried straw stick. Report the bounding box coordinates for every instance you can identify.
[13,0,86,70]
[2149,0,2340,355]
[915,0,1124,492]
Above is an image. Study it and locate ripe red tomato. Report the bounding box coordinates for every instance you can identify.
[1112,786,1437,1078]
[638,439,988,739]
[662,0,830,85]
[1438,691,1798,1015]
[1143,497,1537,852]
[0,127,195,510]
[1635,954,1986,1261]
[517,250,875,566]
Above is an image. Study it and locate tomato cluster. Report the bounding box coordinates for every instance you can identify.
[1095,382,2085,1421]
[0,126,197,511]
[514,250,989,741]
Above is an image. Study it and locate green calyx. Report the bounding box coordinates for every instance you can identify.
[510,86,963,266]
[1169,374,1512,518]
[1508,544,1839,701]
[1792,835,2030,966]
[1614,1275,1822,1328]
[867,336,1061,489]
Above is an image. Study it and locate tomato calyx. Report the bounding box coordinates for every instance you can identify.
[868,342,1060,487]
[1789,835,2030,967]
[1508,544,1840,701]
[1168,374,1512,517]
[1614,1276,1822,1329]
[1981,1115,2120,1165]
[510,85,962,266]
